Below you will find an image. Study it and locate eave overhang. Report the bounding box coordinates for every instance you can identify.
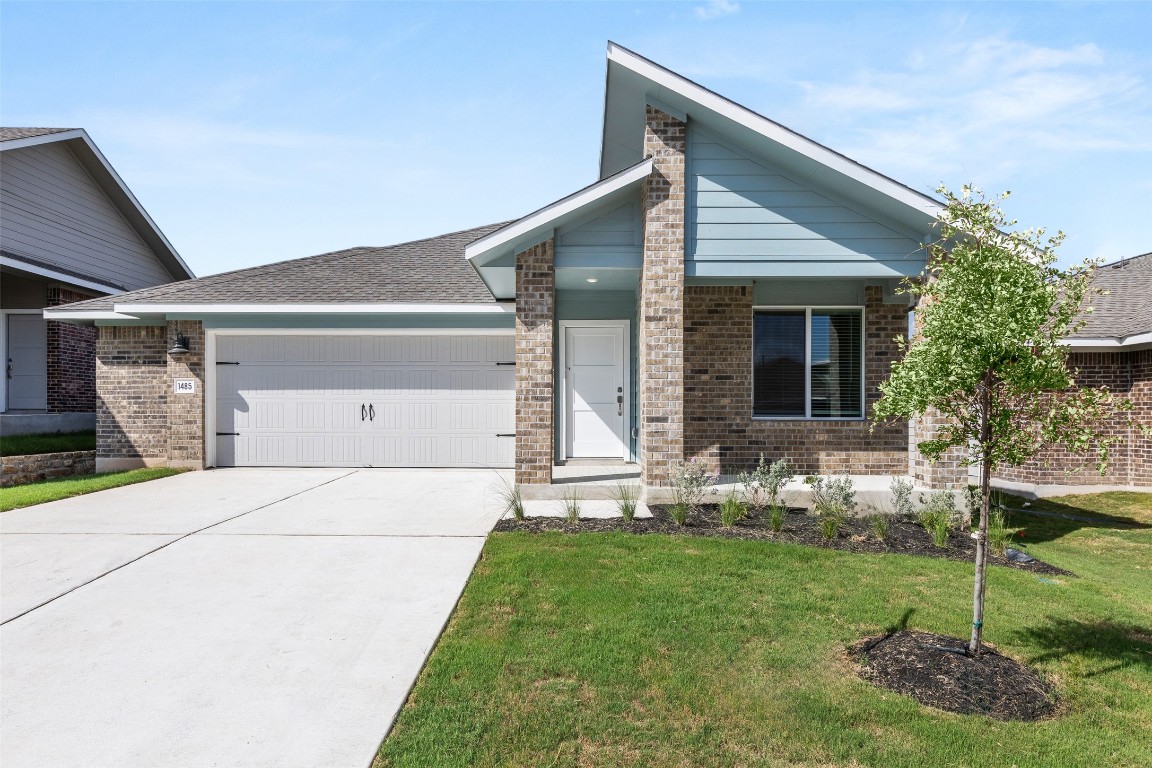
[464,157,654,299]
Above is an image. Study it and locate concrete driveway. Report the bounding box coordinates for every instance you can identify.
[0,468,508,768]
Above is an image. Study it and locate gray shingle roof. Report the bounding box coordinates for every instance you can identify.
[0,127,76,142]
[51,222,510,312]
[1072,253,1152,339]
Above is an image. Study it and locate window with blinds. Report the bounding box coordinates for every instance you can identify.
[753,308,864,419]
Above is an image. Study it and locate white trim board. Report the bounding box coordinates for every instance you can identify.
[1,256,126,296]
[557,319,632,462]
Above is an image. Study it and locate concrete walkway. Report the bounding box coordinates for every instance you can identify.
[0,468,509,768]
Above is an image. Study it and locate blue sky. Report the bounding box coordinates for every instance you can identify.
[3,1,1149,276]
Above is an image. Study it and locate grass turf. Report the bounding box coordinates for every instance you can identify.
[0,468,184,512]
[375,491,1152,768]
[0,430,95,457]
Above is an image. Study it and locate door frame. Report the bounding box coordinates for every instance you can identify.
[557,319,631,462]
[1,309,46,412]
[204,327,515,468]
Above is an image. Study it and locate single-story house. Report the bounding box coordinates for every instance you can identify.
[1,128,193,436]
[44,44,1150,493]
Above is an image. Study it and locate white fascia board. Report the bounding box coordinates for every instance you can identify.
[464,157,653,265]
[1064,332,1152,350]
[112,303,516,314]
[44,310,140,321]
[605,43,942,219]
[0,255,126,295]
[1,129,194,280]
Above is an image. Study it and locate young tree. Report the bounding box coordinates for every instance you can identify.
[873,186,1127,657]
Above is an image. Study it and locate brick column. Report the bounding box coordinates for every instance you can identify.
[639,105,687,487]
[45,286,98,413]
[166,320,206,469]
[515,240,555,485]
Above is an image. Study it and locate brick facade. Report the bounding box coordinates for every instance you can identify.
[95,321,207,471]
[45,286,98,413]
[684,284,910,476]
[166,319,206,468]
[96,326,168,467]
[638,105,687,486]
[994,349,1152,487]
[909,410,970,489]
[515,240,555,485]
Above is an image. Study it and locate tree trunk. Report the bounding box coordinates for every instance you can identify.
[969,374,993,657]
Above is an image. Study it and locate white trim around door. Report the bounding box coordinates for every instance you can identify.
[558,319,631,462]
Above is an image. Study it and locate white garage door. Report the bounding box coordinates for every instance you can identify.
[215,334,515,468]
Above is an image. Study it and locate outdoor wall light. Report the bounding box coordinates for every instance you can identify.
[168,332,191,355]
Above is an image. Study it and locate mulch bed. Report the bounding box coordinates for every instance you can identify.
[494,505,1071,576]
[850,630,1058,721]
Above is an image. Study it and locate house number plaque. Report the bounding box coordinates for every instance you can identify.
[173,379,197,394]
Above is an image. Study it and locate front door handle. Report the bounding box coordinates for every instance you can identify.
[617,394,623,416]
[361,404,367,421]
[369,403,375,421]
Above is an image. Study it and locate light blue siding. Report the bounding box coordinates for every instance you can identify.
[688,128,925,278]
[554,200,642,271]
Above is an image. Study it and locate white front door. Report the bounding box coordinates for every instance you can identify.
[6,314,47,410]
[565,325,626,459]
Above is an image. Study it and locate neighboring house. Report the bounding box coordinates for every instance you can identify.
[1,127,193,436]
[994,253,1151,491]
[45,44,1150,491]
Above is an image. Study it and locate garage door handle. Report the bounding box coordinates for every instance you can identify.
[369,404,375,421]
[361,404,367,421]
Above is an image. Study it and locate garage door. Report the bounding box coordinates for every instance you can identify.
[215,334,515,468]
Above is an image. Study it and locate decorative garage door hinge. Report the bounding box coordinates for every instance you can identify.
[216,361,241,365]
[495,361,515,366]
[216,432,239,436]
[495,433,515,437]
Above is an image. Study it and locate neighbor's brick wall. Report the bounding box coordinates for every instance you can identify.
[1,450,96,488]
[45,286,98,413]
[166,320,205,467]
[638,105,687,487]
[96,326,168,461]
[515,240,555,485]
[684,285,910,477]
[994,349,1152,487]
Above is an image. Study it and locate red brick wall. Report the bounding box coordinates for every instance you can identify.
[639,105,687,486]
[684,285,909,476]
[45,287,98,413]
[515,240,555,485]
[995,349,1152,487]
[96,325,168,460]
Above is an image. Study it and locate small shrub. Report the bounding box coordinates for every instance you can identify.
[869,512,891,541]
[494,475,524,521]
[719,489,747,528]
[670,458,718,518]
[890,476,915,518]
[989,508,1013,556]
[806,475,855,540]
[738,455,794,515]
[613,482,639,522]
[768,503,786,532]
[918,491,956,548]
[669,502,689,526]
[561,488,582,523]
[818,512,843,540]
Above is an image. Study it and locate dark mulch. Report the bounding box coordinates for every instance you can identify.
[850,630,1058,721]
[493,505,1071,575]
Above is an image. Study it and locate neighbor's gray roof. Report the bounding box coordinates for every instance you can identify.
[1072,253,1152,339]
[0,127,76,142]
[51,222,511,312]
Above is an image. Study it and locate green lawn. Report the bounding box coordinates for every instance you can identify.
[0,430,96,457]
[0,468,185,512]
[375,492,1152,768]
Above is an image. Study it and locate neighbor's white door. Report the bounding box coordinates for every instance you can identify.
[6,315,47,410]
[565,325,625,459]
[215,334,515,467]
